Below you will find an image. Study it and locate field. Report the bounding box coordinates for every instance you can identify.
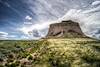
[0,38,100,67]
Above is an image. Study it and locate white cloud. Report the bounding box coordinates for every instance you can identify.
[82,1,100,14]
[25,15,32,20]
[0,31,8,36]
[57,8,100,39]
[0,31,18,40]
[18,20,56,38]
[25,0,81,22]
[0,31,8,39]
[24,15,33,25]
[24,22,33,25]
[83,5,100,13]
[20,35,29,40]
[92,1,100,6]
[57,9,85,22]
[7,35,16,38]
[20,34,41,40]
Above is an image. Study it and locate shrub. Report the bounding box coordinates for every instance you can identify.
[27,55,33,60]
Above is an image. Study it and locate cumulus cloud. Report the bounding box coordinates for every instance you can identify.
[18,20,57,39]
[25,15,32,20]
[24,15,33,25]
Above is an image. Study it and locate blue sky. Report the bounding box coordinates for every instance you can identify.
[0,0,100,40]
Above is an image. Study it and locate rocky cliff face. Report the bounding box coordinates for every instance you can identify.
[46,20,88,38]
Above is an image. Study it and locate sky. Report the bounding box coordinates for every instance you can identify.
[0,0,100,40]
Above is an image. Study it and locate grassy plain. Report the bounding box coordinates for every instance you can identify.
[0,38,100,67]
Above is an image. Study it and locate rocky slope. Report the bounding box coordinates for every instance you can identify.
[46,20,88,38]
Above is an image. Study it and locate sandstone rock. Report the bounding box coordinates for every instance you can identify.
[46,20,88,38]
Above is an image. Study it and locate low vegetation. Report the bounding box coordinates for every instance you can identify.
[0,38,100,67]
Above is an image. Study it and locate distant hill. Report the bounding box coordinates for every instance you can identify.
[46,20,88,38]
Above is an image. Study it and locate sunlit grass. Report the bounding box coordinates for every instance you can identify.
[0,38,100,67]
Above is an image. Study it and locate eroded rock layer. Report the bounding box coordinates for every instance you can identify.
[46,20,88,38]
